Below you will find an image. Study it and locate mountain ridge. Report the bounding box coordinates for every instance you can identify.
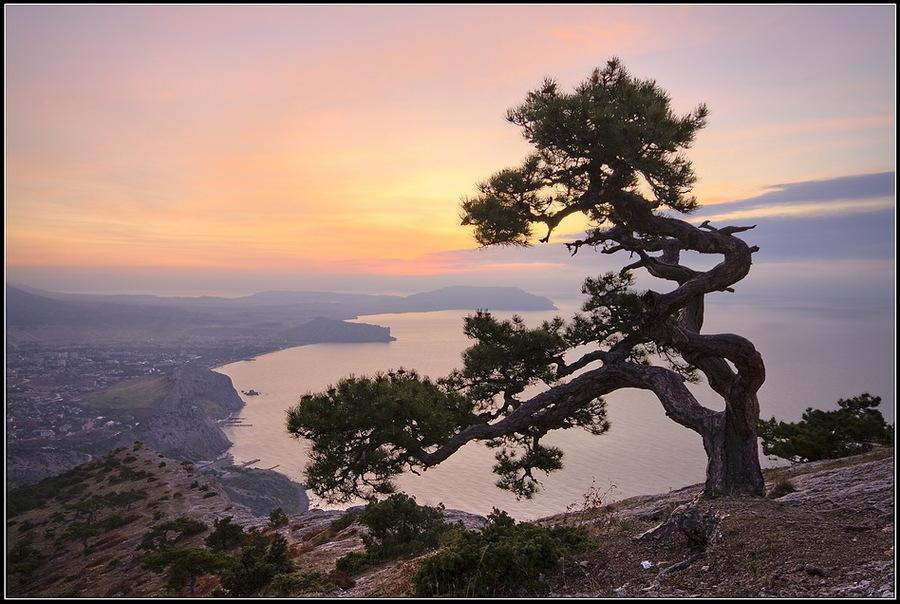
[8,283,557,311]
[5,284,555,347]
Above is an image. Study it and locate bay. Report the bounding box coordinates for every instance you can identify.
[218,305,711,521]
[217,298,893,521]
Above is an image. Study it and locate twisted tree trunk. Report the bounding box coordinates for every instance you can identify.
[607,193,766,496]
[417,194,767,498]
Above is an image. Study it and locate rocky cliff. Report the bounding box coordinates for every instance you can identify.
[113,363,244,462]
[6,364,247,489]
[116,404,233,463]
[160,363,245,419]
[216,465,311,516]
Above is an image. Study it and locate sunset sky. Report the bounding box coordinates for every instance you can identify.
[5,4,895,298]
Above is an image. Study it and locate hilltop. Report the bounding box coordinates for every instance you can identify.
[6,445,893,598]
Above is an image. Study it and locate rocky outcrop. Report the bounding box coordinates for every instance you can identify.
[115,363,244,461]
[216,466,310,516]
[771,456,894,519]
[119,404,233,462]
[160,363,245,419]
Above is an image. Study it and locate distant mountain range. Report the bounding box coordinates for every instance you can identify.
[7,284,556,314]
[9,284,556,311]
[5,284,557,346]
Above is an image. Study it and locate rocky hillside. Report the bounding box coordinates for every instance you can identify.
[6,364,246,490]
[6,446,893,598]
[6,444,307,598]
[160,363,245,419]
[112,364,244,461]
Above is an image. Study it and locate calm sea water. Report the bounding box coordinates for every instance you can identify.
[217,300,894,521]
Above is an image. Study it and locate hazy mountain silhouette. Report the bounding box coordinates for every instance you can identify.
[5,284,556,345]
[8,284,555,314]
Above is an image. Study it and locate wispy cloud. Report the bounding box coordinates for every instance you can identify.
[691,172,895,222]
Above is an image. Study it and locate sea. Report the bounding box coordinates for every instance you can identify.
[217,298,894,521]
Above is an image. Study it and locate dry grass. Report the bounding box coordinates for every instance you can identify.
[81,375,169,410]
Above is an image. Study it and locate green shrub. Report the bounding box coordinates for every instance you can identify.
[329,510,359,533]
[268,507,290,529]
[205,516,246,552]
[335,494,450,575]
[335,551,370,575]
[270,570,335,595]
[17,519,38,533]
[7,539,45,578]
[7,466,95,518]
[142,546,230,596]
[759,393,894,463]
[139,517,208,552]
[102,458,122,470]
[410,509,592,597]
[111,466,151,483]
[99,513,127,531]
[219,533,294,596]
[359,493,448,557]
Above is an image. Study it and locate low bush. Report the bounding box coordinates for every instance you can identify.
[270,570,335,595]
[205,516,246,552]
[410,508,592,598]
[139,517,208,552]
[759,393,893,463]
[218,532,294,596]
[335,493,451,575]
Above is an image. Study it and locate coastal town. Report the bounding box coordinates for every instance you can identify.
[4,283,553,489]
[5,338,270,450]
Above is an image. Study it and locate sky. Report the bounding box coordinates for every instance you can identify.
[4,4,895,301]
